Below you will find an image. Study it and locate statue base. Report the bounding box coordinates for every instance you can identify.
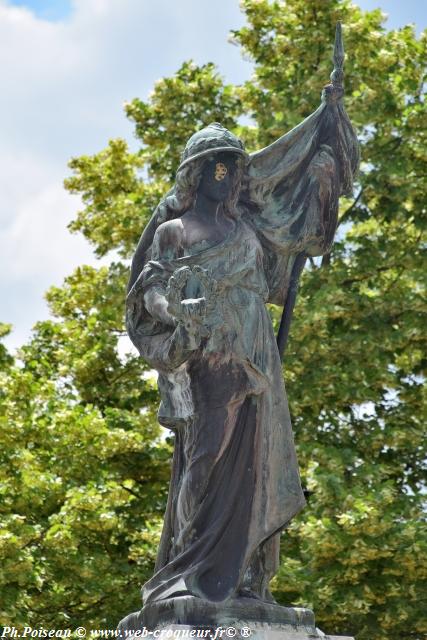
[117,596,354,639]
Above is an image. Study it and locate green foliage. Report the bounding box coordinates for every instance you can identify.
[1,1,425,637]
[125,61,243,182]
[0,323,14,372]
[65,140,152,259]
[0,364,170,627]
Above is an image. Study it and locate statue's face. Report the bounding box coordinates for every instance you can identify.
[198,153,237,203]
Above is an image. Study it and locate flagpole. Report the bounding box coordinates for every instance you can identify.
[276,23,344,360]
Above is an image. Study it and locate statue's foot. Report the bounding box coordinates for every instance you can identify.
[237,587,278,605]
[237,588,262,600]
[262,589,278,605]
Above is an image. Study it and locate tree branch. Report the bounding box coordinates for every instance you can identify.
[321,188,364,268]
[337,187,364,229]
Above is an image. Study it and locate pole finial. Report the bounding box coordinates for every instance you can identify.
[330,21,344,87]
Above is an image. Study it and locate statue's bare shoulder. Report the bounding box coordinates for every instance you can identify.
[154,210,227,254]
[152,218,186,259]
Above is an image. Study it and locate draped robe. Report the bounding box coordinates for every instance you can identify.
[126,98,359,605]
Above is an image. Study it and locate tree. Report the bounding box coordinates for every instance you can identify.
[1,1,425,638]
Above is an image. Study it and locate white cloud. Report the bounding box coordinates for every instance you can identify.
[1,181,91,280]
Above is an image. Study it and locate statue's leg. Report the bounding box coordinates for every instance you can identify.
[239,532,280,603]
[172,397,246,557]
[171,355,259,561]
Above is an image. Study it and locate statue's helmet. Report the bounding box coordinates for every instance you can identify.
[178,122,247,170]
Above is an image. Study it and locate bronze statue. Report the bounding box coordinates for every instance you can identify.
[124,22,358,624]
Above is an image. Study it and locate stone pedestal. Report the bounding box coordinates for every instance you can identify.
[117,596,354,639]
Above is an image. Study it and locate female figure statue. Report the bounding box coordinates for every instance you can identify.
[125,66,358,608]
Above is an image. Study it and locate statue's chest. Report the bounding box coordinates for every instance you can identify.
[195,227,263,283]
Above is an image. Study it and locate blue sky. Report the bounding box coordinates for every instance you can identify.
[358,0,426,31]
[8,0,71,20]
[1,0,426,351]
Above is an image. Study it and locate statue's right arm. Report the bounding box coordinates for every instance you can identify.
[143,220,185,327]
[144,288,176,327]
[127,213,161,293]
[127,219,203,367]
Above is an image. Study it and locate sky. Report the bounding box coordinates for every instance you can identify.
[1,0,426,351]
